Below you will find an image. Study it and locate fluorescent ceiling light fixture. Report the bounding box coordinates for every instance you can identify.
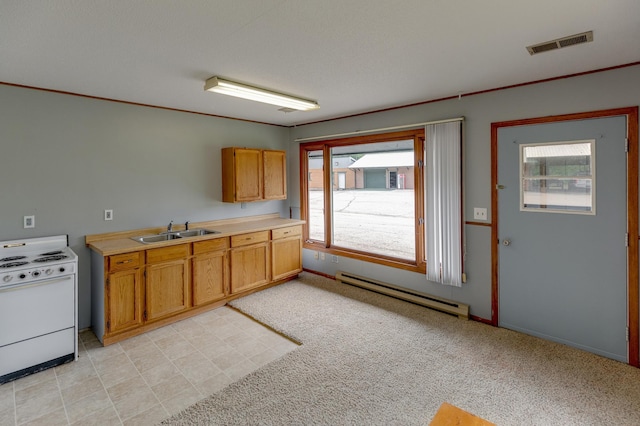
[204,76,319,111]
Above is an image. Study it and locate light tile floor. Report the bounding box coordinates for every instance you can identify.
[0,306,299,426]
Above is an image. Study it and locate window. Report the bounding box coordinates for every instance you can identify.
[520,140,595,214]
[300,129,426,272]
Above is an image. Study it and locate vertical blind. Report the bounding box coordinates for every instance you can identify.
[425,120,463,286]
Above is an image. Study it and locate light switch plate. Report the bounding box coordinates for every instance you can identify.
[104,209,113,221]
[473,207,487,220]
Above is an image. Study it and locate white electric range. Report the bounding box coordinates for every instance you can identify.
[0,235,78,384]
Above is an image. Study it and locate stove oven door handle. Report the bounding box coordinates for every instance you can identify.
[0,275,72,293]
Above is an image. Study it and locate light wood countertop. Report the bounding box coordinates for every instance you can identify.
[86,213,304,256]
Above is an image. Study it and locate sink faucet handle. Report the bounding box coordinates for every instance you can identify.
[185,221,190,231]
[167,220,173,232]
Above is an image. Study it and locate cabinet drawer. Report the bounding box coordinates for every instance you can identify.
[193,238,229,255]
[146,244,190,264]
[230,231,269,248]
[109,252,142,272]
[271,225,302,240]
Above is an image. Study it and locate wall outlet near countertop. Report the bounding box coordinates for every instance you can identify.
[104,209,113,221]
[23,215,35,228]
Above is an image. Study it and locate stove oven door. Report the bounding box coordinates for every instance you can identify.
[0,275,75,378]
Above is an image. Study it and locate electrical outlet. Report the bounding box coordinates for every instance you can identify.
[314,251,319,260]
[104,209,113,221]
[331,255,339,263]
[473,207,487,220]
[23,215,35,228]
[320,252,325,261]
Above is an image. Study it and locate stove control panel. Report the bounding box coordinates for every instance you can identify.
[0,261,76,287]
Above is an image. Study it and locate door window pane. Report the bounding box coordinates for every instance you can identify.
[520,140,595,214]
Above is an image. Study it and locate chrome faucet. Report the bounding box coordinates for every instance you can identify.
[167,220,173,232]
[185,221,190,231]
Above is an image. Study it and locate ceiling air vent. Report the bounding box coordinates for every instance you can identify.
[527,31,593,55]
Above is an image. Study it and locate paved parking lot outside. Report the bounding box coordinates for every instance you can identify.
[308,189,416,259]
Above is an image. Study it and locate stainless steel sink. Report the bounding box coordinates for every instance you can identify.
[131,233,183,244]
[131,228,220,244]
[176,229,220,237]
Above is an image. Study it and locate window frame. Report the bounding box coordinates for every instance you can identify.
[299,129,426,273]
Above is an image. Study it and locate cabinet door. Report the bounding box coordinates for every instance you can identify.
[263,150,287,200]
[272,235,302,281]
[230,243,270,294]
[192,251,228,306]
[146,259,190,321]
[107,268,143,334]
[228,148,263,202]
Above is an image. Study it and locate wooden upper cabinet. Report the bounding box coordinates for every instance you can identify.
[263,150,286,200]
[221,147,286,202]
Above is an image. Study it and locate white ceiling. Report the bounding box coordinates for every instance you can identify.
[2,1,639,126]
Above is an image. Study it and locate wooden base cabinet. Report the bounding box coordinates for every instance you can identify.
[145,245,190,322]
[89,221,303,346]
[106,252,144,334]
[271,225,303,281]
[230,231,270,294]
[192,239,229,306]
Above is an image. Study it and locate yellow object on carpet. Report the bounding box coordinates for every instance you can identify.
[430,402,495,426]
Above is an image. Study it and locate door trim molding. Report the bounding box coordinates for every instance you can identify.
[490,106,639,367]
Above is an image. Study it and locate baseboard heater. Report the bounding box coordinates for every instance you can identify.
[335,271,469,320]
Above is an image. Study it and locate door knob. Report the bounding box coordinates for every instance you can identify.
[503,239,511,246]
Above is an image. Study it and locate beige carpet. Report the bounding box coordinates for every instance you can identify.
[163,272,640,425]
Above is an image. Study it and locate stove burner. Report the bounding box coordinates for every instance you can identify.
[32,255,68,263]
[0,261,29,268]
[39,250,64,256]
[0,256,27,262]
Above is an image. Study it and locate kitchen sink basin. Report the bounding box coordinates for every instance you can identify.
[132,228,220,244]
[132,233,183,244]
[176,229,220,237]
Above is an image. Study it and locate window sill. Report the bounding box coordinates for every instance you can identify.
[303,241,426,274]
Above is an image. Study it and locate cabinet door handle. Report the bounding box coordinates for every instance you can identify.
[117,260,132,265]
